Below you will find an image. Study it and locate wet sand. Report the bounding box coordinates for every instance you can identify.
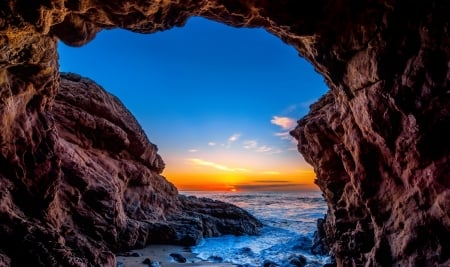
[116,245,236,267]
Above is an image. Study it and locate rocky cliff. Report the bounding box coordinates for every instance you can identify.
[0,0,449,266]
[0,72,261,266]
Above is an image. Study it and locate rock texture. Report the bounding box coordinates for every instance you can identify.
[290,2,450,264]
[0,0,449,266]
[0,72,261,266]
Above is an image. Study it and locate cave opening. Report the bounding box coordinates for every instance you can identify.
[58,17,328,193]
[1,1,448,266]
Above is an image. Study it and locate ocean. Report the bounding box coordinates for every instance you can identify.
[182,191,330,267]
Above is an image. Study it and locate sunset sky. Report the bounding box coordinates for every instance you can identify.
[58,17,328,191]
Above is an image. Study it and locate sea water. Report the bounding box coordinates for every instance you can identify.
[182,191,330,267]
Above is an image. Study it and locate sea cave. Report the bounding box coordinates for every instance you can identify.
[0,1,449,266]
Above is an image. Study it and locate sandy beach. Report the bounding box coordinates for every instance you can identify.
[117,245,236,267]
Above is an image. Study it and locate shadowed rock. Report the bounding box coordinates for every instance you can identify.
[0,72,261,266]
[0,0,449,266]
[311,217,330,256]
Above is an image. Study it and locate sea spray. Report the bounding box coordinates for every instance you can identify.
[182,191,331,266]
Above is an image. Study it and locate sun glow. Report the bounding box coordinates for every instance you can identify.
[164,167,318,192]
[226,185,238,192]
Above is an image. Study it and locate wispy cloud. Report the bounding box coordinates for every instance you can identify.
[274,131,298,146]
[208,142,217,146]
[188,149,198,153]
[269,149,283,155]
[256,145,272,153]
[243,140,282,154]
[227,133,241,148]
[228,133,240,142]
[274,131,291,140]
[282,100,317,115]
[271,116,296,130]
[188,158,249,172]
[243,140,258,149]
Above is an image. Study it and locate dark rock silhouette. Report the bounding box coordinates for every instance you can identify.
[311,217,330,256]
[0,0,449,266]
[169,253,187,263]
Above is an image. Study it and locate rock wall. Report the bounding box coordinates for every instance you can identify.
[289,1,450,266]
[0,0,449,266]
[0,71,261,266]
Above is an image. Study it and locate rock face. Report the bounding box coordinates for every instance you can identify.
[290,2,450,264]
[0,72,261,266]
[0,0,449,266]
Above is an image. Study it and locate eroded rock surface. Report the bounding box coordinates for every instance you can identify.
[0,73,261,266]
[0,0,449,266]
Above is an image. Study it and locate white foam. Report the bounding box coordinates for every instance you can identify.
[186,191,330,266]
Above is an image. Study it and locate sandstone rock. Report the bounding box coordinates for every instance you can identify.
[0,72,261,266]
[58,72,261,241]
[0,1,449,266]
[177,195,262,238]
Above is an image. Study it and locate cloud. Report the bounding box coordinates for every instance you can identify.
[274,131,291,140]
[243,140,283,154]
[271,116,296,130]
[188,149,198,153]
[188,158,249,172]
[228,133,241,142]
[208,142,216,146]
[282,100,318,115]
[256,145,272,153]
[268,149,283,154]
[274,131,298,145]
[243,140,258,149]
[227,133,241,148]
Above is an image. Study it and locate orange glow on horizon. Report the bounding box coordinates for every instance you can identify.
[163,168,318,192]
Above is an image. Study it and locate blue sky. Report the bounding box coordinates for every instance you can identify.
[58,17,328,191]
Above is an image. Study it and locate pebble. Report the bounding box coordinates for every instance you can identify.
[169,253,187,263]
[130,252,142,257]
